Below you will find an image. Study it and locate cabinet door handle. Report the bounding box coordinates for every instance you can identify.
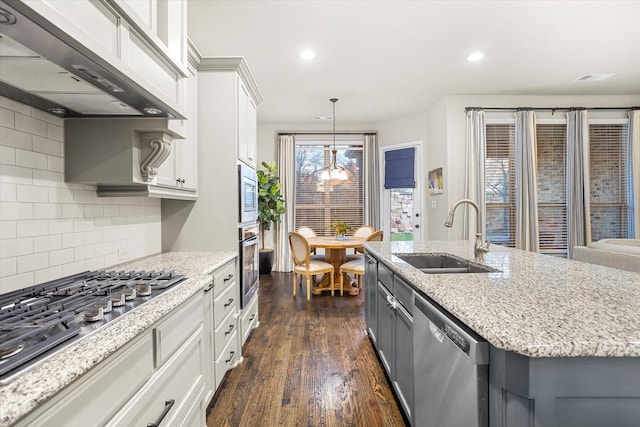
[224,298,234,308]
[204,279,215,292]
[367,260,374,264]
[224,324,235,335]
[147,399,175,427]
[223,274,233,282]
[225,351,235,363]
[249,313,256,321]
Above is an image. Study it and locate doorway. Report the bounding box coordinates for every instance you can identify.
[381,141,423,242]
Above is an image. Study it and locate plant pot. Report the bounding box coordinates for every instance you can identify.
[259,249,274,275]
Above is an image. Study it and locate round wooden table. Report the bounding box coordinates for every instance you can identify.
[306,236,366,296]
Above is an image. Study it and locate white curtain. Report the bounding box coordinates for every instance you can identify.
[566,109,591,258]
[464,109,486,239]
[629,109,640,238]
[363,134,380,229]
[274,134,295,271]
[514,110,540,252]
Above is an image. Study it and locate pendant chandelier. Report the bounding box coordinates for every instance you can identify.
[321,98,348,181]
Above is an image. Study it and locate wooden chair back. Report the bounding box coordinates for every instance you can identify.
[353,226,374,238]
[288,232,310,268]
[297,226,317,238]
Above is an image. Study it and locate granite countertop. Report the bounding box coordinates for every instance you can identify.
[364,241,640,358]
[0,251,236,427]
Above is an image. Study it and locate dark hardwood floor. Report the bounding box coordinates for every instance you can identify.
[206,272,407,427]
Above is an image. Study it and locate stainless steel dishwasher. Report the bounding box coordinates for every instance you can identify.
[413,292,489,427]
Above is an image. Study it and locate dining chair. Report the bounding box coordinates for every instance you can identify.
[352,226,375,254]
[347,230,383,261]
[297,226,317,254]
[288,231,335,300]
[339,258,365,296]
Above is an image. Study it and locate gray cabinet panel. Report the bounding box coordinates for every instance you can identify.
[394,303,413,424]
[376,282,394,376]
[364,254,378,344]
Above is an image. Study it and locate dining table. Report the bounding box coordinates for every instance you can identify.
[305,236,367,296]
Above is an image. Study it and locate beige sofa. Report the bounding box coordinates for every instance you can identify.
[572,239,640,273]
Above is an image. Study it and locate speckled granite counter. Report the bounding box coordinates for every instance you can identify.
[363,241,640,358]
[0,251,236,427]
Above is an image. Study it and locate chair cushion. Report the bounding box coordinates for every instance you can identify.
[340,259,365,274]
[294,260,334,274]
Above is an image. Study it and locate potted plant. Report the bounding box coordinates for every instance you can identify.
[330,220,353,240]
[257,160,286,274]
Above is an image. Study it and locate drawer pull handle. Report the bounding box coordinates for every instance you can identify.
[225,351,235,363]
[224,298,234,308]
[223,274,233,282]
[147,399,175,427]
[204,282,214,293]
[249,313,256,321]
[224,324,235,335]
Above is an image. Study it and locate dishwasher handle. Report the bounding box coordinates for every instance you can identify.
[415,293,489,365]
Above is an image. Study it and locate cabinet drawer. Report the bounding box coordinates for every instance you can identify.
[214,330,239,390]
[211,260,236,298]
[213,279,237,328]
[241,293,259,345]
[22,332,154,427]
[394,276,413,315]
[108,326,205,427]
[155,293,203,366]
[214,308,238,360]
[378,262,393,292]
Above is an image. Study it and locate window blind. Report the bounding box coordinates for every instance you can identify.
[384,147,415,189]
[589,124,630,240]
[537,124,568,253]
[485,124,516,247]
[294,143,364,236]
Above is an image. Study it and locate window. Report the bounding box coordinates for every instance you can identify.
[589,124,630,240]
[294,141,364,236]
[484,119,633,254]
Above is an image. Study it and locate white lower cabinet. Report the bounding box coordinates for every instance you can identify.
[240,292,259,346]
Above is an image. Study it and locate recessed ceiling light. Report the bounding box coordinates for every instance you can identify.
[467,52,485,62]
[299,49,316,60]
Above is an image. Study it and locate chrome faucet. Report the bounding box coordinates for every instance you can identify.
[444,198,491,257]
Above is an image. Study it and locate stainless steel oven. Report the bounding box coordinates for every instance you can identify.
[238,163,258,225]
[239,224,259,308]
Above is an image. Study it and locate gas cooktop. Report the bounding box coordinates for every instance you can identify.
[0,269,186,382]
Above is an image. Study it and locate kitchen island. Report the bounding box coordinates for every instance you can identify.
[363,240,640,427]
[0,252,236,427]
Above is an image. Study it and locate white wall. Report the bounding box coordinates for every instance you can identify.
[0,97,162,294]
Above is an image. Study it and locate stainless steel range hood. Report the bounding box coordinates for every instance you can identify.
[0,0,184,119]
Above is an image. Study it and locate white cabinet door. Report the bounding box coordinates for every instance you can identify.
[237,80,250,165]
[247,96,257,167]
[177,66,198,191]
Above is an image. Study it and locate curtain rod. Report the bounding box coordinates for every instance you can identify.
[278,131,377,136]
[465,106,640,114]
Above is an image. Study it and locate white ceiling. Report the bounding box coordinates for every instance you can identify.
[187,0,640,124]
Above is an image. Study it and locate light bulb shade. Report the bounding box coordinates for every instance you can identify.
[321,170,330,180]
[330,168,341,179]
[338,169,348,180]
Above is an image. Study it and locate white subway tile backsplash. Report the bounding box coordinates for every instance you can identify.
[0,183,16,202]
[33,169,63,187]
[34,265,63,284]
[0,164,32,185]
[17,252,48,273]
[49,248,74,266]
[17,185,48,202]
[49,187,74,203]
[17,220,49,238]
[0,221,16,239]
[34,235,62,253]
[16,149,48,170]
[47,155,64,173]
[0,258,16,278]
[0,202,33,220]
[33,203,61,219]
[48,219,74,234]
[33,136,63,156]
[62,232,84,249]
[1,100,161,293]
[15,112,47,137]
[0,237,33,258]
[0,126,32,150]
[0,145,16,165]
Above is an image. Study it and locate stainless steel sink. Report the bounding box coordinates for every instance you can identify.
[396,254,496,274]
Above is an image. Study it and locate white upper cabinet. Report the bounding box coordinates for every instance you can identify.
[238,81,258,167]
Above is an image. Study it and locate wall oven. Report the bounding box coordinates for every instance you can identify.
[239,224,259,308]
[238,163,258,225]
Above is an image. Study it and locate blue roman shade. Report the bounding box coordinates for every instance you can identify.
[384,147,415,188]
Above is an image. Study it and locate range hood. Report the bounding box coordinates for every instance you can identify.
[0,0,184,119]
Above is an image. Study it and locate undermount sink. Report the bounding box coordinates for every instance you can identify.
[396,254,496,274]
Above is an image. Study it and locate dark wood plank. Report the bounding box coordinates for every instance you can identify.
[206,272,407,427]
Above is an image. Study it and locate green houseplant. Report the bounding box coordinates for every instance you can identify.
[330,220,353,240]
[257,160,286,274]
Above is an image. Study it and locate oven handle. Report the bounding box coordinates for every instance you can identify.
[242,235,259,246]
[146,399,175,427]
